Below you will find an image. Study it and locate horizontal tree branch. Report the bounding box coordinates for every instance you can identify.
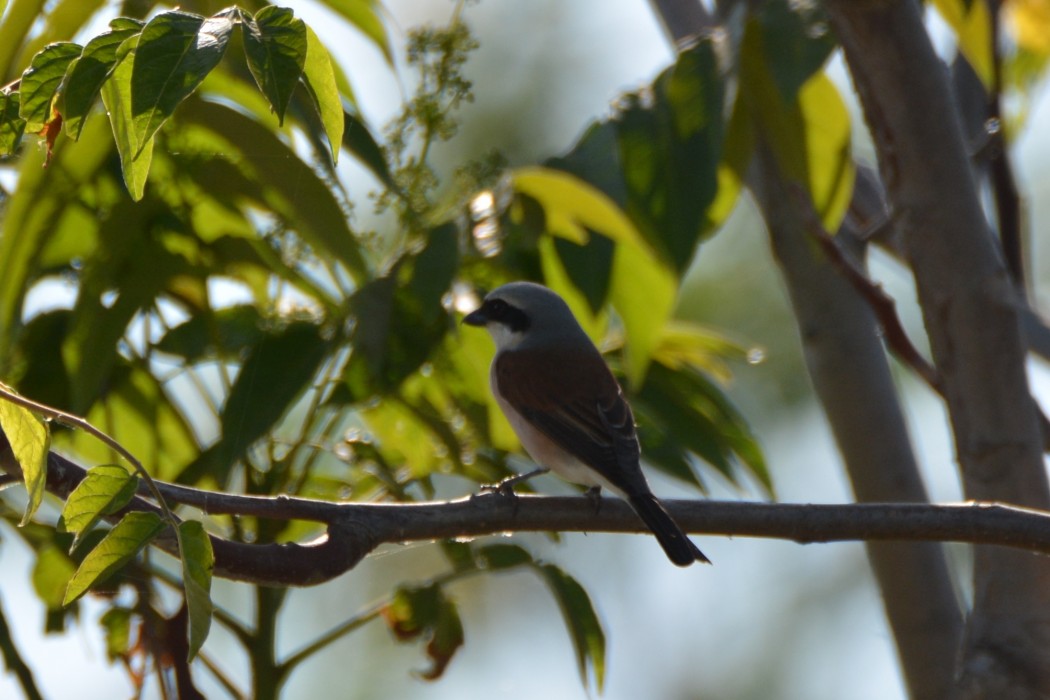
[4,438,1050,587]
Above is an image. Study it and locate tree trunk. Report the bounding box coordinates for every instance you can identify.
[825,1,1050,696]
[750,145,964,699]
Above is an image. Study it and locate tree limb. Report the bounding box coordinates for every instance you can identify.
[9,437,1050,588]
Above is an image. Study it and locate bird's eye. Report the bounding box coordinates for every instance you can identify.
[486,298,507,317]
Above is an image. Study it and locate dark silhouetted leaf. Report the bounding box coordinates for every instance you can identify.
[156,305,266,362]
[343,108,394,188]
[636,362,769,492]
[537,564,605,693]
[344,224,456,399]
[756,1,836,101]
[381,584,464,681]
[477,543,534,570]
[131,11,233,155]
[215,321,330,468]
[243,6,307,124]
[60,20,143,140]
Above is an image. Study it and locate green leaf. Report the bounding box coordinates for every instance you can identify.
[213,322,330,469]
[63,511,165,605]
[344,226,457,399]
[536,564,605,693]
[31,544,77,610]
[18,42,82,132]
[99,607,133,661]
[56,364,199,484]
[101,34,152,200]
[0,392,50,525]
[518,167,675,384]
[60,20,143,140]
[155,305,266,362]
[301,25,344,163]
[0,107,112,366]
[381,584,464,681]
[931,0,994,87]
[756,1,836,101]
[615,39,727,269]
[737,20,854,232]
[636,362,769,492]
[177,98,366,279]
[319,0,392,64]
[131,10,233,155]
[62,202,189,411]
[513,166,648,247]
[476,543,534,570]
[243,6,307,124]
[608,236,677,388]
[177,521,213,660]
[58,465,137,545]
[0,90,26,156]
[343,108,394,188]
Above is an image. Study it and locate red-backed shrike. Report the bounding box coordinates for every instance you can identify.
[463,281,709,567]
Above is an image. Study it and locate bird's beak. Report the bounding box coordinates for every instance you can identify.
[462,307,487,326]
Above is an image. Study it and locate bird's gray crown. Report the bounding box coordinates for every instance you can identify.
[480,282,590,347]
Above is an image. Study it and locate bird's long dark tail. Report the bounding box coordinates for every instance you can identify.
[628,493,710,567]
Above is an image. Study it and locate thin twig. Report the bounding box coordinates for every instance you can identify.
[788,184,943,393]
[279,602,385,673]
[0,385,178,527]
[196,652,246,700]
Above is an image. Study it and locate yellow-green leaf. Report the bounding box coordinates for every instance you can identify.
[59,465,137,545]
[0,391,50,525]
[302,25,343,163]
[32,544,77,609]
[512,167,647,247]
[796,73,854,234]
[610,237,676,386]
[518,166,675,384]
[931,0,994,88]
[101,35,152,200]
[63,511,164,605]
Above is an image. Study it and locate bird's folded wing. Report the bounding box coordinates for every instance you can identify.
[494,347,641,484]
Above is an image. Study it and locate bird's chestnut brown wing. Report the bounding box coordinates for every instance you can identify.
[493,347,643,486]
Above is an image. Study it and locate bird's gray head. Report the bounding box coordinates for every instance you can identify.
[462,282,589,351]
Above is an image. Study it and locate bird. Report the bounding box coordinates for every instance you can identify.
[462,281,709,567]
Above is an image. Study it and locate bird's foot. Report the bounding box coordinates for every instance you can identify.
[480,467,551,498]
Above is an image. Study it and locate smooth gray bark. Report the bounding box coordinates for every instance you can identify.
[751,146,964,699]
[826,1,1050,696]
